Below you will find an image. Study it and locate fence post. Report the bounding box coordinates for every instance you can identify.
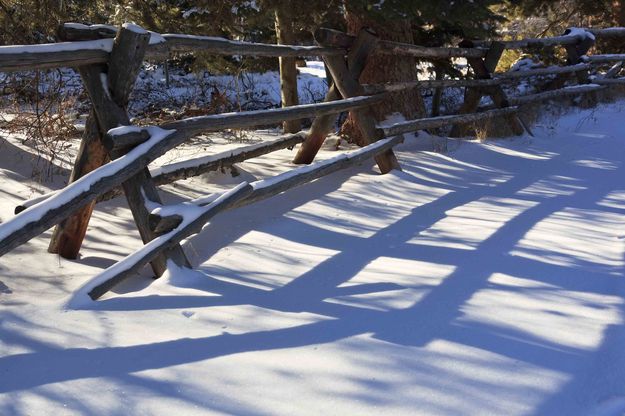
[293,29,372,165]
[565,30,597,107]
[294,28,400,173]
[450,40,525,138]
[564,30,595,84]
[49,28,132,258]
[275,7,301,134]
[49,24,190,276]
[543,30,595,93]
[322,30,400,173]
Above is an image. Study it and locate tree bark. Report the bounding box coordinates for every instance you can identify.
[275,6,300,134]
[615,1,625,26]
[340,9,426,145]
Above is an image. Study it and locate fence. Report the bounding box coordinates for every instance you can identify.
[0,22,623,302]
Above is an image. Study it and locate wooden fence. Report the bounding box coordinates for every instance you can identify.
[0,22,624,301]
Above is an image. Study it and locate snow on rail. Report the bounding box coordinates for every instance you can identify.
[0,39,114,55]
[69,182,253,306]
[149,134,304,178]
[0,127,176,256]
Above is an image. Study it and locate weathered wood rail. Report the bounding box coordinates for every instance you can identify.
[1,22,624,302]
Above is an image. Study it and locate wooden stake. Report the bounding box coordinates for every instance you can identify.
[275,7,301,134]
[323,30,400,173]
[323,57,400,172]
[450,41,524,138]
[293,29,380,165]
[563,29,595,84]
[49,25,190,275]
[293,28,401,172]
[48,27,136,258]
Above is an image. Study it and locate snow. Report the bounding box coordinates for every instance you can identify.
[108,125,144,137]
[510,57,543,72]
[0,126,173,242]
[0,39,114,54]
[69,137,399,305]
[127,62,328,116]
[69,183,250,308]
[121,23,148,35]
[181,7,209,19]
[567,27,596,41]
[2,101,625,414]
[63,22,166,45]
[63,23,117,31]
[252,136,398,191]
[147,32,166,45]
[149,135,301,177]
[17,189,60,211]
[123,24,167,45]
[563,83,602,90]
[297,61,327,78]
[0,60,328,120]
[100,73,110,99]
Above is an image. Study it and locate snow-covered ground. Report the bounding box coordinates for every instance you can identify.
[2,100,625,415]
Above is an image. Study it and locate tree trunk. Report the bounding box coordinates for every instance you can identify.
[275,6,300,134]
[340,8,426,145]
[614,1,625,26]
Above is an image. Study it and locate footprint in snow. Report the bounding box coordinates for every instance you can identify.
[0,281,12,294]
[181,310,196,318]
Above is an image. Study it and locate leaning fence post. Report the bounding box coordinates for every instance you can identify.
[293,28,378,165]
[49,24,190,276]
[48,27,116,258]
[450,40,525,138]
[565,29,597,107]
[564,29,595,84]
[322,29,401,173]
[294,28,400,172]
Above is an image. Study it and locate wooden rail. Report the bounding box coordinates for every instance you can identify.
[85,182,255,300]
[362,62,594,95]
[472,34,583,49]
[493,63,592,79]
[508,84,605,106]
[162,34,344,57]
[14,133,308,214]
[584,54,625,63]
[376,107,520,138]
[0,40,112,72]
[471,28,599,50]
[104,95,386,152]
[589,27,625,38]
[314,27,487,59]
[593,78,625,85]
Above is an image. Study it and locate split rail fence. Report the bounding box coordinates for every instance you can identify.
[0,22,624,301]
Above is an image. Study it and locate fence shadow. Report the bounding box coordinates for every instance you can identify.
[3,128,625,414]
